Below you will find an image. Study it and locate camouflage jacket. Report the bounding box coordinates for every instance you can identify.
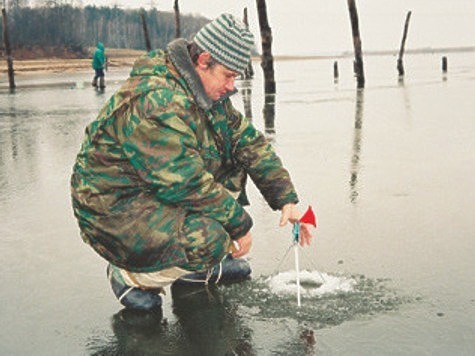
[71,39,298,272]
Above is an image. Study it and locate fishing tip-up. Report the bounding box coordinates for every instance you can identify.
[292,206,317,243]
[292,205,317,307]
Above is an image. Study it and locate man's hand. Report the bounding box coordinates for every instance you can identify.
[230,230,252,258]
[279,203,314,246]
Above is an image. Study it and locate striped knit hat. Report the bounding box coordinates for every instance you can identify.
[194,13,254,74]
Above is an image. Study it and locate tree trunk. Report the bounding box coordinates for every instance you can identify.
[333,61,339,83]
[397,11,412,77]
[2,8,15,90]
[140,11,152,52]
[256,0,275,94]
[242,7,254,79]
[442,56,448,73]
[174,0,181,39]
[347,0,365,88]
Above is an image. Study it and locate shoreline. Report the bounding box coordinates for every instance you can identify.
[0,54,324,76]
[0,57,140,76]
[0,48,146,76]
[2,46,474,77]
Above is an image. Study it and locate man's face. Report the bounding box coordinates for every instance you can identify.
[196,54,240,101]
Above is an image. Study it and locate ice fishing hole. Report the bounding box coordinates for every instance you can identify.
[267,270,356,298]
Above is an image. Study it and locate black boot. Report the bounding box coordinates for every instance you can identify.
[173,254,251,286]
[107,264,163,311]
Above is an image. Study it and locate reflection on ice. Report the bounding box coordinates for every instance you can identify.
[85,274,415,355]
[267,270,356,298]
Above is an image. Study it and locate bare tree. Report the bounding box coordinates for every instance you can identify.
[347,0,365,88]
[256,0,275,94]
[397,11,412,77]
[174,0,180,38]
[242,7,254,79]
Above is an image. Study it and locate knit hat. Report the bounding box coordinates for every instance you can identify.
[194,13,254,74]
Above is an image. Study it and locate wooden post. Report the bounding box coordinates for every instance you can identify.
[174,0,181,39]
[242,83,253,119]
[347,0,365,88]
[264,94,275,135]
[333,61,339,82]
[140,11,152,52]
[256,0,276,94]
[243,7,254,79]
[2,7,15,90]
[397,11,412,77]
[442,56,448,73]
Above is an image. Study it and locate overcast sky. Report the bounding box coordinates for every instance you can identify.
[83,0,475,55]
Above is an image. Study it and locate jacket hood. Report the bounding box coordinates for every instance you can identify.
[97,42,104,51]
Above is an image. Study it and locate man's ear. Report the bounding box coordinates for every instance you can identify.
[196,52,212,70]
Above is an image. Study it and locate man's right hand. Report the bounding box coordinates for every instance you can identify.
[279,203,314,246]
[230,230,252,258]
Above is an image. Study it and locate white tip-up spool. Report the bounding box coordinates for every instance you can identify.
[292,222,302,307]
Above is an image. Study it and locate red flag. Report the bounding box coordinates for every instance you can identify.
[299,206,317,227]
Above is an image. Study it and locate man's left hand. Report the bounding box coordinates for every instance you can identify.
[231,230,252,258]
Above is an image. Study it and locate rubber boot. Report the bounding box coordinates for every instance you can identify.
[173,254,251,286]
[99,76,105,89]
[92,77,97,87]
[107,264,162,311]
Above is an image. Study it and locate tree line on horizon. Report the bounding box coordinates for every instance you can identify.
[0,5,210,57]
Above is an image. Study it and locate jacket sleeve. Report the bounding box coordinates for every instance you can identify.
[226,101,299,210]
[117,91,252,240]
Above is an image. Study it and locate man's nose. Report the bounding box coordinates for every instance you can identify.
[225,79,236,92]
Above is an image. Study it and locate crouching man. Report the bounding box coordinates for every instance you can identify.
[71,13,314,310]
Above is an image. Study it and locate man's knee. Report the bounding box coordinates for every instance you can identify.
[181,215,231,271]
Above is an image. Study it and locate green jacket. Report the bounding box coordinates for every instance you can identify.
[71,39,298,272]
[92,42,105,70]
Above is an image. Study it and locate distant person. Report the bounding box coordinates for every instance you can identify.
[92,42,106,88]
[71,14,315,311]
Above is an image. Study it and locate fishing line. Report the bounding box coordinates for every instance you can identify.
[272,232,326,282]
[272,243,295,276]
[299,247,326,283]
